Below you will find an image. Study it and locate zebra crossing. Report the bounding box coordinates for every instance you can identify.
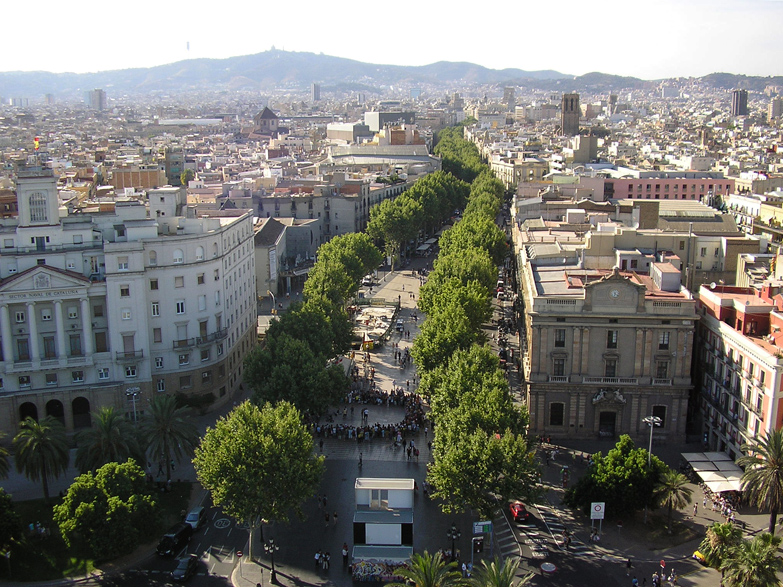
[534,503,593,556]
[492,511,521,560]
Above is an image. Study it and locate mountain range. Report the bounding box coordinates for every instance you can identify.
[0,50,780,99]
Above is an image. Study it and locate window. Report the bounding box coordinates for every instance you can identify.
[125,365,137,378]
[68,306,78,319]
[180,375,192,389]
[202,370,212,384]
[151,302,160,317]
[549,403,565,426]
[73,235,83,244]
[120,285,130,297]
[149,250,157,266]
[215,291,221,306]
[652,405,667,428]
[3,239,12,248]
[94,332,108,352]
[69,334,82,356]
[29,192,48,222]
[214,269,220,281]
[155,357,164,369]
[41,308,52,321]
[157,379,166,392]
[150,278,159,290]
[175,276,184,288]
[630,259,638,269]
[605,359,617,378]
[201,349,210,362]
[656,361,669,379]
[43,336,56,358]
[98,368,109,380]
[179,353,190,365]
[196,246,204,261]
[553,358,565,376]
[173,249,184,264]
[217,343,224,356]
[122,309,132,320]
[18,376,31,388]
[659,332,670,350]
[554,329,566,348]
[72,370,84,383]
[118,256,129,270]
[700,247,707,257]
[93,305,104,317]
[197,273,205,285]
[153,328,162,343]
[679,241,685,251]
[607,330,618,349]
[176,301,185,314]
[46,373,57,386]
[15,311,25,323]
[198,295,207,311]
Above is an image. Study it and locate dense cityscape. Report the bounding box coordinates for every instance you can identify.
[0,48,782,587]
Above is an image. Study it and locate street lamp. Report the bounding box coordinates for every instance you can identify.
[264,538,280,583]
[643,415,662,523]
[125,387,140,423]
[446,523,461,562]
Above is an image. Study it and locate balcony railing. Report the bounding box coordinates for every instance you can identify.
[652,378,672,386]
[115,350,143,360]
[548,376,569,383]
[583,377,638,385]
[195,329,228,345]
[173,338,195,350]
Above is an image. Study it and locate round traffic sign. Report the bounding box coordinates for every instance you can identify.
[660,560,665,568]
[237,551,243,558]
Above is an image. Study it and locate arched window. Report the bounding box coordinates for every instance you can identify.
[149,250,157,266]
[29,192,48,223]
[196,246,204,261]
[212,243,218,258]
[173,249,184,264]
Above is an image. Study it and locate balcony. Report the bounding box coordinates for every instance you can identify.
[115,350,143,361]
[548,376,569,383]
[583,377,638,385]
[195,329,228,345]
[652,378,672,386]
[173,338,195,350]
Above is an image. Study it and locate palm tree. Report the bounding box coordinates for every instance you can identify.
[720,533,783,587]
[654,467,693,534]
[738,429,783,534]
[699,522,743,581]
[12,416,70,503]
[471,556,533,587]
[140,395,199,482]
[75,406,144,473]
[0,433,10,480]
[389,551,464,587]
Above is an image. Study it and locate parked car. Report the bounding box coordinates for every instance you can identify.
[157,523,193,557]
[185,506,207,530]
[171,554,199,582]
[362,275,373,286]
[509,501,529,522]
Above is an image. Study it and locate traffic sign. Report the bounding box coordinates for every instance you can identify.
[590,502,605,520]
[237,551,243,558]
[473,521,492,534]
[660,560,665,569]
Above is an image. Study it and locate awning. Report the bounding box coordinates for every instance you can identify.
[681,451,744,493]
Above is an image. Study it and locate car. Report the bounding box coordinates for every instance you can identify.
[509,501,529,522]
[171,554,199,582]
[362,275,373,286]
[157,522,193,557]
[185,506,206,530]
[396,318,404,332]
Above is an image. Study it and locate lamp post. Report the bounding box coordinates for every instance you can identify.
[446,523,461,562]
[643,415,662,523]
[125,387,140,423]
[264,538,280,583]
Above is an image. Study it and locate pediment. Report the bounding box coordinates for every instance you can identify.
[0,266,89,298]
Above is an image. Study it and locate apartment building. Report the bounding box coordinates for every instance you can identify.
[0,168,256,436]
[695,284,783,459]
[519,255,696,443]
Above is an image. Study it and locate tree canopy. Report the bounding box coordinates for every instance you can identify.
[13,416,70,503]
[738,429,783,534]
[193,401,323,560]
[417,278,491,335]
[75,406,144,474]
[0,488,22,556]
[53,460,156,559]
[140,394,200,482]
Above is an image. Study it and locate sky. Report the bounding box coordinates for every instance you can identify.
[4,0,781,80]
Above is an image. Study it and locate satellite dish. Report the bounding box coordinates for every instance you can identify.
[709,282,717,290]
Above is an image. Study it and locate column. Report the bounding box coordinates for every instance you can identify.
[634,328,645,377]
[580,328,591,374]
[642,329,654,378]
[0,304,13,364]
[571,327,582,374]
[26,302,39,361]
[54,301,67,360]
[81,298,93,355]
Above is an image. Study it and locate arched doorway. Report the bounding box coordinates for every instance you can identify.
[72,397,91,429]
[598,411,617,439]
[19,402,38,422]
[46,399,65,426]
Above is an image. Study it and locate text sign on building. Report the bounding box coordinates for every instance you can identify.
[473,521,492,534]
[590,502,605,520]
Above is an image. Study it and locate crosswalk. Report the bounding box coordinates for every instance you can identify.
[534,503,592,556]
[492,511,521,560]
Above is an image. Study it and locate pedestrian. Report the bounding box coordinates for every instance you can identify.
[323,494,328,509]
[342,543,349,567]
[315,550,321,568]
[703,497,707,508]
[324,512,330,528]
[319,438,324,452]
[424,426,428,438]
[693,503,697,516]
[626,559,632,576]
[333,511,338,526]
[632,577,638,587]
[427,440,432,452]
[318,495,323,509]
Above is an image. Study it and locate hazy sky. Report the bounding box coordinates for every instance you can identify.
[4,0,781,79]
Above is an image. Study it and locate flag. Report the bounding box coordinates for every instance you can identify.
[34,137,39,151]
